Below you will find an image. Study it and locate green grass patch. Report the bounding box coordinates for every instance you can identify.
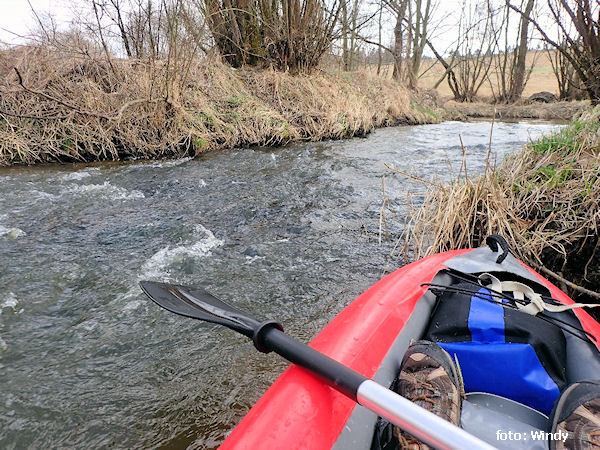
[535,163,572,187]
[530,120,598,155]
[198,111,216,129]
[191,135,209,150]
[227,96,244,107]
[338,115,349,134]
[531,126,577,155]
[61,138,75,154]
[411,101,439,120]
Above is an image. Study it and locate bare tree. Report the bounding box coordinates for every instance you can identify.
[406,0,432,88]
[201,0,344,73]
[359,0,434,84]
[547,41,583,99]
[341,0,362,71]
[509,0,600,103]
[355,0,407,80]
[509,0,535,100]
[377,0,384,74]
[486,0,537,102]
[89,0,134,57]
[446,0,496,101]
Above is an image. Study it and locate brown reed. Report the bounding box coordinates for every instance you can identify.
[0,46,442,166]
[400,108,600,302]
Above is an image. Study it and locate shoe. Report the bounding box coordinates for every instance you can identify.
[550,380,600,450]
[393,340,464,449]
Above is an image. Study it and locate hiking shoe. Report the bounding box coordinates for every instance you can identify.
[550,380,600,450]
[393,340,464,449]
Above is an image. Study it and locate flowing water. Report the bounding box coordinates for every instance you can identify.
[0,120,563,449]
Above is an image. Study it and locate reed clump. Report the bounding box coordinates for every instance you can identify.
[403,107,600,302]
[0,46,439,166]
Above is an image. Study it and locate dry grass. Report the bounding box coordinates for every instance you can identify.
[0,46,441,166]
[400,108,600,302]
[444,100,590,121]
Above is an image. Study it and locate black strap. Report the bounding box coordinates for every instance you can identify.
[486,234,510,264]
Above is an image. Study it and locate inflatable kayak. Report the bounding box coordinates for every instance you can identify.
[216,239,600,450]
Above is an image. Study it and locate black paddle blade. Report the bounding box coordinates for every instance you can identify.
[139,281,261,338]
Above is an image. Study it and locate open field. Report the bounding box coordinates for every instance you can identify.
[418,50,559,99]
[364,50,562,100]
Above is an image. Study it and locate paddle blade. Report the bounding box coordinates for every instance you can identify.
[139,281,260,337]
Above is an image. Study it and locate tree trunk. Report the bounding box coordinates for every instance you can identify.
[392,0,408,81]
[342,0,349,70]
[508,0,534,101]
[377,1,383,75]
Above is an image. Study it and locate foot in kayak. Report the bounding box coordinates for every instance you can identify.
[393,341,464,449]
[551,380,600,450]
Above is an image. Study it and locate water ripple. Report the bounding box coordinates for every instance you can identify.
[0,120,564,449]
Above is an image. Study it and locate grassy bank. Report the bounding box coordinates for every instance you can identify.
[0,47,444,166]
[404,107,600,304]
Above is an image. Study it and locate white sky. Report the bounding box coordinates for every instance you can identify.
[0,0,549,55]
[0,0,72,43]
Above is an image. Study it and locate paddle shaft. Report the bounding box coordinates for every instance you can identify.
[263,327,496,450]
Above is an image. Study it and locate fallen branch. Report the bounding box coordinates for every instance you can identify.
[537,265,600,301]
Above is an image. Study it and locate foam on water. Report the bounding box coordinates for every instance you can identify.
[140,224,223,281]
[30,189,60,202]
[123,299,144,311]
[74,318,99,332]
[0,292,20,315]
[0,220,26,239]
[244,255,265,265]
[143,157,193,168]
[59,167,100,181]
[64,181,145,200]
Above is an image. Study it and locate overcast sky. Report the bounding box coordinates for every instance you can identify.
[0,0,548,55]
[0,0,71,43]
[0,0,469,45]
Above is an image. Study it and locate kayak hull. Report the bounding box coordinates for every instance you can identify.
[221,248,600,449]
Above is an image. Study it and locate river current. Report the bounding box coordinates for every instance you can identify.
[0,120,562,448]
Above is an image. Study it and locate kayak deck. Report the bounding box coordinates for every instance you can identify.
[221,247,600,449]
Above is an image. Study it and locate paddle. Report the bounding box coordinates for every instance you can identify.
[139,280,496,450]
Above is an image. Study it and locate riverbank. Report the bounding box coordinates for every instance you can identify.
[0,47,448,166]
[445,99,590,121]
[404,106,600,306]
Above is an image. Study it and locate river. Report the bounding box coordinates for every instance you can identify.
[0,120,563,448]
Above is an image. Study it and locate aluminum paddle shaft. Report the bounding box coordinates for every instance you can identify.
[262,327,496,450]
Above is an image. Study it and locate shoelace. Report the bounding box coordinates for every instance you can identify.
[400,372,437,403]
[585,431,600,448]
